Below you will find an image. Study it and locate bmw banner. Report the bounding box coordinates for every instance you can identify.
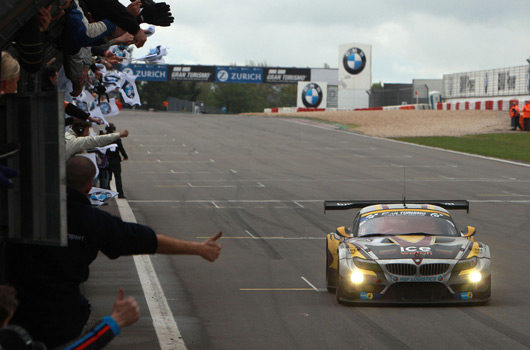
[215,66,264,84]
[121,64,168,81]
[296,81,328,109]
[338,43,372,108]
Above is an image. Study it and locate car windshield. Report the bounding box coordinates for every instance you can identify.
[358,215,458,237]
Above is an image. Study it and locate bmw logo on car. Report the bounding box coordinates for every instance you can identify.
[343,47,366,75]
[302,83,323,108]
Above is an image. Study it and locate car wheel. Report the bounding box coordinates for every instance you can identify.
[335,264,350,305]
[326,239,337,293]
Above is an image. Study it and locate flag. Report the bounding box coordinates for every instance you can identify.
[135,45,168,64]
[119,72,141,106]
[89,187,119,206]
[102,71,123,93]
[145,25,156,37]
[98,98,120,117]
[109,45,131,66]
[72,90,95,113]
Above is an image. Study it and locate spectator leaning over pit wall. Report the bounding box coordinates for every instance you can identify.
[521,100,530,131]
[65,121,128,159]
[5,156,222,348]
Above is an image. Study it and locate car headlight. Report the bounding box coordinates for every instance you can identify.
[350,271,365,283]
[453,257,478,271]
[469,271,482,283]
[353,257,382,272]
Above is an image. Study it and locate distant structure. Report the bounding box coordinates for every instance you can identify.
[338,43,372,109]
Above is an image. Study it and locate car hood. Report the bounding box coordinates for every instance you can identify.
[351,235,472,260]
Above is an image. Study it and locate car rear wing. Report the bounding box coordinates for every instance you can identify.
[324,200,469,213]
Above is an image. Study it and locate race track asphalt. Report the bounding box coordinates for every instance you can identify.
[87,110,530,350]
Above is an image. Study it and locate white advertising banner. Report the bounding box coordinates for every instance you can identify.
[338,43,372,109]
[297,81,328,108]
[443,65,530,99]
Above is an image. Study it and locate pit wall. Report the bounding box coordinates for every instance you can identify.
[264,99,526,113]
[264,104,430,113]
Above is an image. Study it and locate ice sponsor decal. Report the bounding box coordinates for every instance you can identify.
[342,47,366,75]
[301,83,323,108]
[392,276,444,283]
[400,246,432,255]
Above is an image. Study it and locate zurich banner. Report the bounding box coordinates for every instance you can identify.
[215,66,264,84]
[121,64,168,81]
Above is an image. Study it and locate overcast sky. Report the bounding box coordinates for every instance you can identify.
[122,0,530,83]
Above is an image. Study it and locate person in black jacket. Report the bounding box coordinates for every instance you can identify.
[6,156,222,348]
[1,285,140,350]
[105,123,128,198]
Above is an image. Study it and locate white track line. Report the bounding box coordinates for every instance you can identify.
[301,277,320,292]
[113,181,186,350]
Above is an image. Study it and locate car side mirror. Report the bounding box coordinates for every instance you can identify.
[461,226,476,240]
[335,226,352,238]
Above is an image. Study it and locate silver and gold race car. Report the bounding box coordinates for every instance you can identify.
[325,200,491,304]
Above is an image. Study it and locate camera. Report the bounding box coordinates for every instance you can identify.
[0,325,47,350]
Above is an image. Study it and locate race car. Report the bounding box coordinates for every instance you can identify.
[325,200,491,304]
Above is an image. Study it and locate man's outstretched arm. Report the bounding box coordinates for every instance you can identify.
[156,232,222,262]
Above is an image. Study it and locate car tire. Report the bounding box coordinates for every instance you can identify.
[326,239,337,293]
[335,264,350,305]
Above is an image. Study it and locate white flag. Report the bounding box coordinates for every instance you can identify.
[119,72,141,106]
[89,187,119,206]
[109,45,131,66]
[72,90,95,113]
[98,98,120,117]
[135,45,168,64]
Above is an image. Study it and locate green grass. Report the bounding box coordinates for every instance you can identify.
[394,133,530,162]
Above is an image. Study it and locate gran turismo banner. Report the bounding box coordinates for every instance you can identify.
[264,68,311,84]
[169,65,216,82]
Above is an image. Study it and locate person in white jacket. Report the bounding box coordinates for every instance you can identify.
[65,121,128,159]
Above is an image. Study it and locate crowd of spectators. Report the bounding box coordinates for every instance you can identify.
[1,1,223,349]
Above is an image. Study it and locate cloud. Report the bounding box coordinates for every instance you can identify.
[127,0,530,83]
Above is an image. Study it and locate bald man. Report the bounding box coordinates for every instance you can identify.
[6,156,222,348]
